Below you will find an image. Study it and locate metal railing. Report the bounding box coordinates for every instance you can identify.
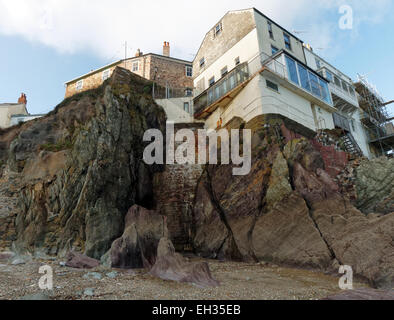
[193,51,286,116]
[153,85,193,100]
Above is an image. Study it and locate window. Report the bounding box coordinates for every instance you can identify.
[209,77,215,87]
[298,64,311,92]
[349,86,356,97]
[102,69,111,81]
[186,65,193,77]
[342,81,349,93]
[284,33,292,50]
[309,72,321,97]
[285,55,299,85]
[214,23,222,37]
[315,58,321,69]
[200,57,205,68]
[221,66,228,77]
[271,45,279,55]
[76,80,84,91]
[235,57,240,66]
[266,79,279,92]
[319,78,331,104]
[185,88,193,97]
[268,21,274,39]
[334,76,341,87]
[184,102,190,113]
[132,61,139,72]
[325,70,333,82]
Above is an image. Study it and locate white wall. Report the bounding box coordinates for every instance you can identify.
[204,74,333,133]
[254,11,306,63]
[194,28,260,94]
[0,104,28,128]
[155,98,194,124]
[10,114,44,126]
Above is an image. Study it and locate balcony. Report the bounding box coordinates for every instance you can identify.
[194,50,334,119]
[193,62,251,118]
[317,67,359,114]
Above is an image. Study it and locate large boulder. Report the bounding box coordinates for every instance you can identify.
[108,205,168,269]
[65,252,100,269]
[354,157,394,215]
[252,192,332,269]
[150,238,220,288]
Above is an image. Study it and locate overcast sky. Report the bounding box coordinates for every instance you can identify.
[0,0,393,115]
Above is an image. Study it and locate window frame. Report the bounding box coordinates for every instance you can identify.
[186,65,193,77]
[102,69,111,81]
[209,76,215,87]
[200,57,205,68]
[267,21,274,40]
[183,102,190,113]
[315,58,321,69]
[271,45,279,55]
[185,88,193,97]
[266,79,279,92]
[132,61,139,72]
[76,79,84,91]
[221,66,228,78]
[283,33,292,51]
[214,23,222,37]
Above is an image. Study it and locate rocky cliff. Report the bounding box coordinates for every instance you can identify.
[0,70,393,290]
[0,67,166,259]
[191,116,394,289]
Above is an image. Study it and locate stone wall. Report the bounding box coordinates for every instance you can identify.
[153,123,204,251]
[65,55,193,98]
[193,9,256,79]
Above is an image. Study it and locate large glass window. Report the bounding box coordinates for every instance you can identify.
[325,70,333,82]
[309,72,321,97]
[319,78,331,104]
[298,64,311,92]
[285,56,299,85]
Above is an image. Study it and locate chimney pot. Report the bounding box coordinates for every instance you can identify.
[18,93,27,105]
[163,41,170,57]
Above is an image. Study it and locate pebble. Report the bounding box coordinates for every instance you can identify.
[106,271,118,279]
[84,288,95,297]
[83,272,103,280]
[19,292,51,300]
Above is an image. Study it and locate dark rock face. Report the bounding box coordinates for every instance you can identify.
[0,67,166,259]
[354,157,394,215]
[150,238,220,288]
[108,205,168,269]
[65,252,100,269]
[192,118,394,289]
[323,288,394,300]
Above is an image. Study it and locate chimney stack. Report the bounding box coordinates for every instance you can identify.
[163,41,170,57]
[135,49,143,57]
[18,93,27,105]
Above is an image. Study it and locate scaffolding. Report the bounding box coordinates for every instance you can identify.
[354,75,394,156]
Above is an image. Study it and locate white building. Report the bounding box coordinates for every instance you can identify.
[303,46,372,158]
[192,8,336,135]
[190,8,379,158]
[0,94,44,129]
